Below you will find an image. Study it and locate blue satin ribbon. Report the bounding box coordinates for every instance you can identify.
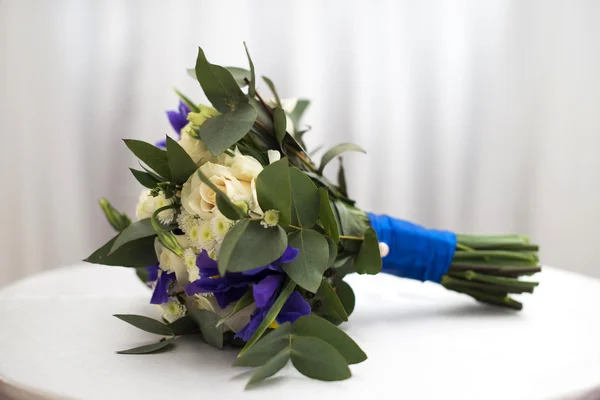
[367,213,457,283]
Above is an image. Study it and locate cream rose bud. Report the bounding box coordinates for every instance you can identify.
[154,236,191,285]
[229,148,263,182]
[178,124,217,166]
[181,162,255,219]
[135,189,174,223]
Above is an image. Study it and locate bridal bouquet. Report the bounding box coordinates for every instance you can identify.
[86,44,541,386]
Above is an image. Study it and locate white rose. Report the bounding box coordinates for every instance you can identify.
[180,162,257,219]
[135,189,174,223]
[228,148,263,182]
[154,236,191,285]
[178,124,217,167]
[186,294,256,333]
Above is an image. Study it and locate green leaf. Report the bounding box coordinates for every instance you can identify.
[337,157,348,195]
[168,315,199,335]
[117,337,175,355]
[318,143,366,175]
[166,136,198,184]
[239,279,296,357]
[335,280,356,317]
[282,230,329,293]
[290,336,351,381]
[130,168,160,189]
[355,227,382,275]
[114,314,174,336]
[85,234,158,268]
[217,289,254,328]
[290,167,320,228]
[273,106,287,146]
[194,47,248,113]
[256,157,292,226]
[234,323,292,367]
[316,280,348,322]
[319,188,339,242]
[243,42,256,97]
[123,139,171,180]
[198,102,257,156]
[223,67,250,87]
[247,347,290,386]
[288,99,310,132]
[173,87,200,113]
[218,219,287,275]
[110,218,157,254]
[189,309,224,348]
[195,169,246,219]
[99,198,131,232]
[292,315,365,364]
[151,205,185,258]
[262,76,281,107]
[326,236,338,267]
[139,162,167,181]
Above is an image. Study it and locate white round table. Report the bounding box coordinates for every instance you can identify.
[1,264,599,400]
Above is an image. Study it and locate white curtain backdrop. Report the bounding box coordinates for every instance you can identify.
[1,0,599,286]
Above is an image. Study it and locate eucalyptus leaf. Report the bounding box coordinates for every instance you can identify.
[318,143,366,174]
[135,266,149,284]
[195,169,246,219]
[189,309,224,348]
[110,218,158,254]
[355,227,382,275]
[218,219,287,275]
[292,315,365,364]
[282,230,329,293]
[114,314,174,336]
[173,87,200,113]
[198,102,257,156]
[139,162,167,181]
[117,337,175,355]
[262,76,281,107]
[168,315,199,335]
[338,157,347,196]
[326,237,338,267]
[243,42,256,97]
[319,188,339,242]
[290,167,320,228]
[335,280,356,317]
[247,348,290,386]
[85,235,158,268]
[290,336,351,381]
[194,47,248,113]
[224,67,250,87]
[256,157,291,226]
[166,136,198,184]
[130,168,160,189]
[234,323,293,367]
[273,106,287,146]
[238,279,296,357]
[123,139,171,180]
[99,198,131,232]
[288,99,310,132]
[316,280,348,322]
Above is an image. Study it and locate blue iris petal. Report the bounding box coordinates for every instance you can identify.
[253,275,284,308]
[235,290,311,342]
[150,271,175,305]
[145,263,160,283]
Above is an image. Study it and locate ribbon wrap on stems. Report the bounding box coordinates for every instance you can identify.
[367,213,457,283]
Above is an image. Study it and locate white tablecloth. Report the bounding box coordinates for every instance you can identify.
[1,264,599,400]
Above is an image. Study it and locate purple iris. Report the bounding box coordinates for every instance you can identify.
[150,270,175,305]
[156,101,191,148]
[145,263,160,283]
[184,246,311,341]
